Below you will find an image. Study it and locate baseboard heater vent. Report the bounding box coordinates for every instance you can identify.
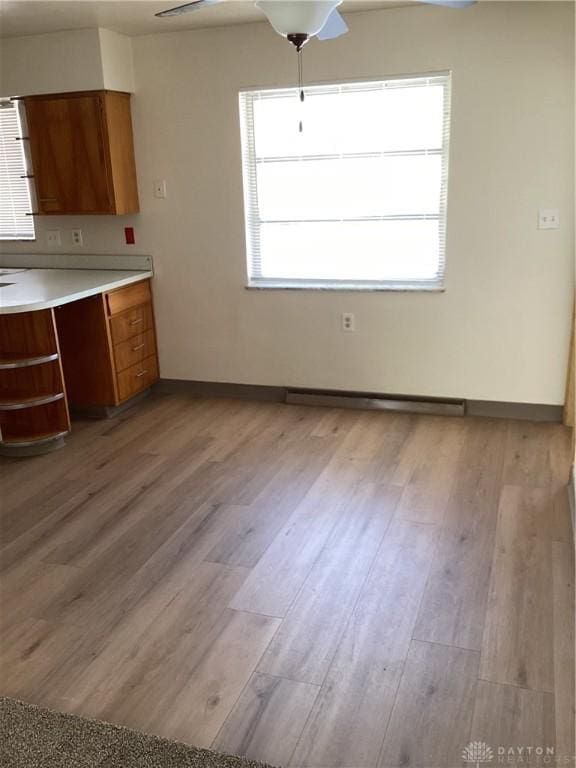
[285,389,466,417]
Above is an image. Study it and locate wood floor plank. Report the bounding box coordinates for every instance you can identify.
[69,561,249,717]
[135,398,229,457]
[229,455,366,617]
[335,411,401,462]
[368,413,419,486]
[552,540,575,766]
[144,609,281,748]
[213,673,320,764]
[413,419,506,650]
[37,495,236,627]
[551,488,574,543]
[468,681,555,759]
[205,447,329,568]
[480,486,554,692]
[377,640,480,768]
[0,617,89,704]
[502,420,556,489]
[0,560,81,633]
[395,418,466,524]
[310,407,359,439]
[290,519,438,768]
[62,394,192,479]
[36,453,175,567]
[548,425,572,493]
[258,483,400,684]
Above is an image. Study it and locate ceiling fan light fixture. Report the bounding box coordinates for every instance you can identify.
[255,0,342,38]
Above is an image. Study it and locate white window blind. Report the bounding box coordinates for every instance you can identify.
[0,100,35,241]
[239,74,450,290]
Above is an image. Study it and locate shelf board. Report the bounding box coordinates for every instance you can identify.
[0,429,69,448]
[0,392,65,411]
[0,353,59,370]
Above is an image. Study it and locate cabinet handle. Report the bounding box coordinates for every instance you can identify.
[129,318,143,326]
[136,369,148,378]
[132,343,145,351]
[39,198,57,202]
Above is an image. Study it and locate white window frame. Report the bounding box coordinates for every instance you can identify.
[239,73,451,291]
[0,98,35,242]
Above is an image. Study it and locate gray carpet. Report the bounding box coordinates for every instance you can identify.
[0,697,275,768]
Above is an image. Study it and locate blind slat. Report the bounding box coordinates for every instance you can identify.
[0,101,35,241]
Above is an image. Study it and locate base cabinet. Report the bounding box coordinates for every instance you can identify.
[0,279,158,455]
[55,279,159,409]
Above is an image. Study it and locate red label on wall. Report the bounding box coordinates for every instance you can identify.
[124,227,135,245]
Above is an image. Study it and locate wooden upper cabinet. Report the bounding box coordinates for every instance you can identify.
[24,91,139,215]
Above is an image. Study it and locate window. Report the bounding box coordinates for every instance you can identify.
[240,74,450,290]
[0,100,35,240]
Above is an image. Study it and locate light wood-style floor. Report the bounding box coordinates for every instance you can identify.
[1,395,574,767]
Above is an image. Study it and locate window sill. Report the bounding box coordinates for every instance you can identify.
[245,282,445,293]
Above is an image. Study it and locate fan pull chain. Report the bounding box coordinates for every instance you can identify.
[298,47,304,133]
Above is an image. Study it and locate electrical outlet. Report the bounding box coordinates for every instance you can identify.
[71,229,83,246]
[153,179,167,199]
[341,312,355,332]
[46,230,61,246]
[538,208,560,229]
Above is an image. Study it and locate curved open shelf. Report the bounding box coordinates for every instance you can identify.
[0,429,69,448]
[0,353,59,370]
[1,309,70,455]
[0,427,69,455]
[0,392,65,411]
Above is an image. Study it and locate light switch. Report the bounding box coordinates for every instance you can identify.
[538,209,560,229]
[153,179,167,199]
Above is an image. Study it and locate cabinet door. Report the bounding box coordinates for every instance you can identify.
[25,94,114,214]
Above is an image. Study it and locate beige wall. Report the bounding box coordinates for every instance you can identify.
[0,28,134,95]
[1,2,574,404]
[0,29,105,95]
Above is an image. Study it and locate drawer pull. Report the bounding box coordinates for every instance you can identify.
[129,318,143,326]
[136,369,148,378]
[132,343,145,351]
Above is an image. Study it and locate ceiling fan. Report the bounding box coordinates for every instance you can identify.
[155,0,477,51]
[155,0,475,133]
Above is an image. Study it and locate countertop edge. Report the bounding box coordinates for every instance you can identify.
[0,270,154,315]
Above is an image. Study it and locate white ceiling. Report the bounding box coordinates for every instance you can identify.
[0,0,412,39]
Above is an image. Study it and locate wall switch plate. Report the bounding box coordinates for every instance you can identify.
[538,208,560,229]
[71,229,83,246]
[153,179,167,199]
[46,230,61,246]
[341,312,355,332]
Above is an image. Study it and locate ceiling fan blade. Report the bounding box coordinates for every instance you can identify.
[155,0,222,18]
[317,9,348,41]
[420,0,476,7]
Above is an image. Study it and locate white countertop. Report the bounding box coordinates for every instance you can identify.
[0,268,153,314]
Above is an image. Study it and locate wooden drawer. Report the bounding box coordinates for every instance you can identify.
[116,354,159,403]
[106,280,152,316]
[113,329,156,374]
[110,303,154,345]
